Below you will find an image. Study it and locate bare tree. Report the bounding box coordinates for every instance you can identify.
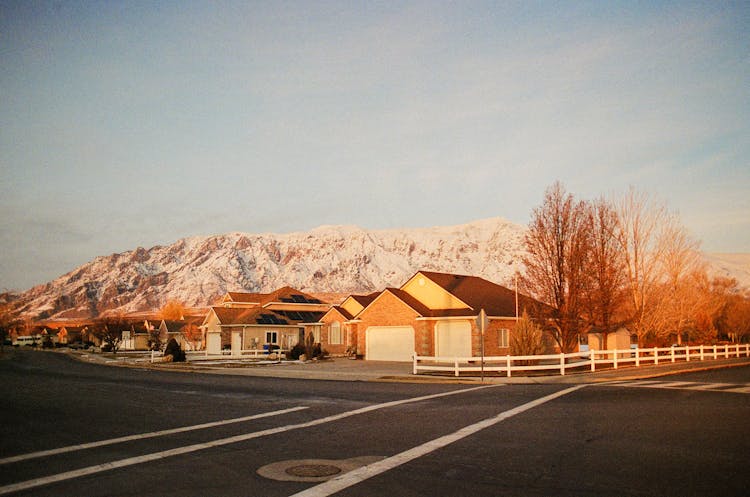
[582,197,628,346]
[613,187,667,346]
[522,182,591,353]
[92,314,127,354]
[651,218,705,343]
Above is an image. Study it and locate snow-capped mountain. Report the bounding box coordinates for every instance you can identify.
[12,217,750,320]
[16,218,526,319]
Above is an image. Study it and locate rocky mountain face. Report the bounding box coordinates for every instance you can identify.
[11,217,750,320]
[15,218,527,319]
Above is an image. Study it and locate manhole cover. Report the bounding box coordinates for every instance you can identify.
[258,456,386,482]
[285,464,342,478]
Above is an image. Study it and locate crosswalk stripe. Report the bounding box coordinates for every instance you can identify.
[683,383,733,390]
[605,380,750,393]
[725,386,750,393]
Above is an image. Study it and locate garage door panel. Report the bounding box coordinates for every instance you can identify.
[436,321,471,358]
[366,326,415,361]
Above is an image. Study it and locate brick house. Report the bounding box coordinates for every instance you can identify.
[319,292,379,356]
[319,271,547,361]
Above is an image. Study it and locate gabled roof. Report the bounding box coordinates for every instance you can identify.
[349,292,379,308]
[210,305,323,327]
[222,287,325,307]
[417,270,545,317]
[324,306,355,321]
[161,320,198,333]
[224,292,264,304]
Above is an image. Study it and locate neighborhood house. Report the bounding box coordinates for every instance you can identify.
[318,271,547,361]
[200,287,329,355]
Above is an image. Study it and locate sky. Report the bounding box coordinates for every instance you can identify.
[1,0,749,292]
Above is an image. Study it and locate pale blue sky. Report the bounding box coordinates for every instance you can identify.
[1,0,748,291]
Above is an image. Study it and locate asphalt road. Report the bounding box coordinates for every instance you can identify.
[1,350,748,496]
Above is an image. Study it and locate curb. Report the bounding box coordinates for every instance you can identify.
[53,348,750,384]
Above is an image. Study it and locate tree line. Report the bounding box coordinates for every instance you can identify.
[521,182,750,353]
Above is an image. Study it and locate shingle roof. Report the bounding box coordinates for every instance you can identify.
[224,287,324,306]
[350,292,380,308]
[211,306,323,326]
[328,306,355,321]
[418,271,547,317]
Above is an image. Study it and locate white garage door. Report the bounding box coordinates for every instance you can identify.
[366,326,415,361]
[206,332,222,355]
[436,321,472,358]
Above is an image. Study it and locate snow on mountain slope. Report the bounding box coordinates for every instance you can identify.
[704,253,750,290]
[13,218,749,320]
[16,218,527,319]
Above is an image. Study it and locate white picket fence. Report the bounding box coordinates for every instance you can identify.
[413,343,750,377]
[151,348,287,362]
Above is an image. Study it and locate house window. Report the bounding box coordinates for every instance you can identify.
[265,331,278,344]
[498,328,509,348]
[329,322,342,345]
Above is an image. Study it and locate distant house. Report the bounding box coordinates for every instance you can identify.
[318,271,547,362]
[586,327,634,356]
[200,287,330,355]
[58,325,90,345]
[120,320,155,350]
[158,319,203,351]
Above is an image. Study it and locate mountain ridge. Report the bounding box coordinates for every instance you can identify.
[10,218,750,320]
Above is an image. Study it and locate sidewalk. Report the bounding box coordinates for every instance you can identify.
[61,348,750,384]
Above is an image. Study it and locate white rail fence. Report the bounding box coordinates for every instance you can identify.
[151,349,287,363]
[413,344,750,377]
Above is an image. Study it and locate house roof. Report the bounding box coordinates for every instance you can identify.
[326,306,355,321]
[224,292,264,304]
[416,271,548,317]
[350,292,380,308]
[223,287,325,307]
[211,305,323,327]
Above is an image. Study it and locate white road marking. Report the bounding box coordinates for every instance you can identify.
[0,385,498,496]
[290,385,586,497]
[725,385,750,393]
[683,382,734,390]
[0,406,309,465]
[605,381,750,393]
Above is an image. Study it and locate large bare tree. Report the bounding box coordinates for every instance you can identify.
[92,314,128,354]
[522,182,591,353]
[613,187,667,346]
[582,197,628,346]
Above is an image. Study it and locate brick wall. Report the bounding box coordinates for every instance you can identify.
[356,291,420,356]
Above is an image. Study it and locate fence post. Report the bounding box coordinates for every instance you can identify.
[413,353,418,375]
[455,358,459,377]
[725,344,729,358]
[635,347,640,367]
[151,350,155,363]
[713,345,718,360]
[737,344,741,358]
[560,353,565,376]
[590,350,596,372]
[613,350,618,369]
[686,346,690,362]
[506,355,512,378]
[700,345,704,361]
[671,347,675,363]
[654,347,659,365]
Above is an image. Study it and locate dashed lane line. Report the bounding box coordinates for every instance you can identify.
[290,385,587,497]
[0,406,309,465]
[0,384,499,496]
